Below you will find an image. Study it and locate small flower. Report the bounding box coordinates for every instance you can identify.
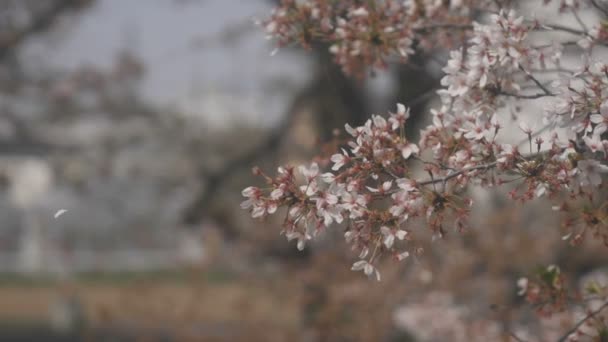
[350,7,369,17]
[251,201,276,218]
[299,179,319,197]
[518,121,532,135]
[389,103,410,130]
[380,226,408,248]
[320,172,336,183]
[396,251,410,261]
[270,185,286,200]
[344,231,356,243]
[331,149,350,171]
[351,260,381,281]
[241,186,261,209]
[460,120,487,141]
[396,178,416,192]
[517,277,528,296]
[288,205,303,218]
[241,186,258,198]
[535,183,547,197]
[372,115,388,130]
[400,142,420,159]
[590,101,608,135]
[583,134,604,154]
[397,103,408,117]
[345,123,358,137]
[366,181,392,193]
[359,247,369,259]
[299,163,319,181]
[265,21,277,34]
[577,37,592,50]
[286,231,311,251]
[315,188,343,226]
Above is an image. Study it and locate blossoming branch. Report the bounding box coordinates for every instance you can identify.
[244,0,608,283]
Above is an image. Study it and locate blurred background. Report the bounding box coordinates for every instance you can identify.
[1,0,608,341]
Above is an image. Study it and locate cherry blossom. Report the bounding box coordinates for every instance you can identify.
[576,159,608,187]
[330,149,350,171]
[244,2,608,287]
[380,226,408,248]
[351,260,381,281]
[245,1,608,339]
[286,231,311,251]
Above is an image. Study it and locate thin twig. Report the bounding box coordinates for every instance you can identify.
[417,161,499,186]
[519,65,555,96]
[413,23,474,33]
[535,23,590,37]
[515,123,553,148]
[499,91,553,99]
[570,8,589,34]
[557,301,608,342]
[527,67,577,74]
[590,0,608,18]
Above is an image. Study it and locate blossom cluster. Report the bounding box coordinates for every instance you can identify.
[262,0,481,75]
[545,62,608,142]
[517,265,570,316]
[245,4,608,282]
[242,104,418,281]
[517,265,608,341]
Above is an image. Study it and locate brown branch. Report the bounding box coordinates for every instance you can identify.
[534,23,589,37]
[407,149,553,190]
[417,161,499,186]
[182,80,440,224]
[499,91,553,99]
[181,104,297,225]
[518,65,555,97]
[413,23,474,33]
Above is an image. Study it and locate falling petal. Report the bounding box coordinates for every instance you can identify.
[54,209,68,219]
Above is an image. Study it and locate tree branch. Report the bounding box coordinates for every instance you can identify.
[499,91,553,100]
[181,88,308,225]
[535,23,589,37]
[557,301,608,342]
[417,161,499,186]
[518,65,555,97]
[0,0,91,61]
[590,0,608,18]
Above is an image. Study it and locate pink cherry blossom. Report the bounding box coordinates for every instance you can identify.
[245,2,608,287]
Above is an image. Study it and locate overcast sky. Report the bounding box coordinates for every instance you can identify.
[21,0,313,128]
